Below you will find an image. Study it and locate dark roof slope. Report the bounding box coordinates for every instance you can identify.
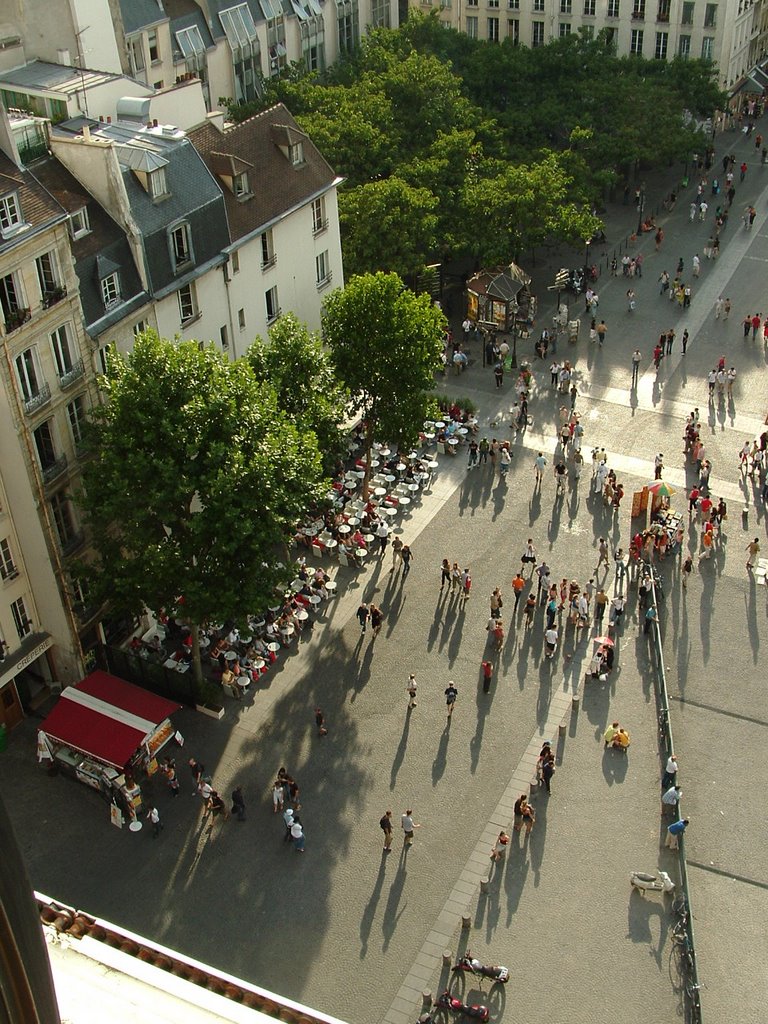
[31,157,148,335]
[0,152,66,256]
[118,0,169,34]
[187,103,338,244]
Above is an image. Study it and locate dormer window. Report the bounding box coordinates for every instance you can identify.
[148,167,168,199]
[170,222,194,271]
[69,207,90,239]
[289,142,304,166]
[233,171,250,198]
[101,273,120,309]
[0,193,22,236]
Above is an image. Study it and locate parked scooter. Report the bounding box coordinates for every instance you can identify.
[435,991,490,1021]
[452,950,509,984]
[630,870,675,895]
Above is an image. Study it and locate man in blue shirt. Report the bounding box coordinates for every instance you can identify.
[665,817,690,849]
[644,605,658,634]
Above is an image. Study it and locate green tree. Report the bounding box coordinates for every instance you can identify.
[465,151,602,265]
[339,177,438,279]
[321,272,445,497]
[78,332,326,690]
[247,313,348,474]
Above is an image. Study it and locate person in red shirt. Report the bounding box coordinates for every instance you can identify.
[688,486,700,515]
[751,313,761,338]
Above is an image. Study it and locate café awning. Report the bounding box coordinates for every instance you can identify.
[39,671,180,770]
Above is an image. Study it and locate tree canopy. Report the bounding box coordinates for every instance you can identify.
[321,272,445,495]
[78,332,327,687]
[247,313,349,474]
[225,15,725,276]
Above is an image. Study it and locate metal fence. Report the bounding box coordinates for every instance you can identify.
[644,562,702,1024]
[99,645,200,707]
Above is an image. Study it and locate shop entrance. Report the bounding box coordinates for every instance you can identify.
[0,682,24,730]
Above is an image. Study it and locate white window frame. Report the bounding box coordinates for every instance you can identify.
[630,28,644,53]
[233,172,250,198]
[149,167,168,199]
[148,28,160,62]
[466,14,479,36]
[0,193,21,236]
[288,142,304,167]
[128,36,146,74]
[315,250,332,289]
[0,538,18,581]
[15,347,42,402]
[265,285,280,323]
[654,30,668,57]
[101,273,120,309]
[70,207,90,238]
[238,307,246,330]
[11,595,31,638]
[36,251,58,296]
[532,19,544,42]
[261,229,276,269]
[50,491,77,549]
[488,16,500,39]
[67,394,87,447]
[178,283,198,324]
[171,222,193,269]
[311,196,327,235]
[50,324,75,378]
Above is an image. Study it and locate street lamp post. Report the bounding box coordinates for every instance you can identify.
[509,300,519,369]
[636,181,646,235]
[583,240,591,288]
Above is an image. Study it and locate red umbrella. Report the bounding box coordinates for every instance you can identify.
[593,635,615,647]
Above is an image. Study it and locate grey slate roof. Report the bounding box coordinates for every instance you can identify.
[31,156,149,337]
[51,118,230,298]
[0,60,123,95]
[118,0,169,35]
[163,0,215,58]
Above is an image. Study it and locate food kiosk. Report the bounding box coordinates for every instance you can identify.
[37,671,181,828]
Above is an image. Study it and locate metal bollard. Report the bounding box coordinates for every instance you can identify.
[461,914,471,930]
[572,693,580,712]
[422,991,432,1009]
[480,877,489,894]
[442,950,452,966]
[558,722,566,736]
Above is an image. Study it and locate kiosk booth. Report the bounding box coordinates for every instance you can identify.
[37,671,181,828]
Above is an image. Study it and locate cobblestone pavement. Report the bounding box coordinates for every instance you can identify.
[2,120,768,1024]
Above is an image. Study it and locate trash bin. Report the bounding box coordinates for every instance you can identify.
[0,724,7,753]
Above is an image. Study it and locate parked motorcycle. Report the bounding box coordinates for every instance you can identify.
[452,951,509,984]
[435,991,490,1021]
[630,869,675,895]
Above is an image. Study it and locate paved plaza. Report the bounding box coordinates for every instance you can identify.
[2,123,768,1024]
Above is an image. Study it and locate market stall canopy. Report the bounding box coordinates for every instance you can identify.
[39,671,181,770]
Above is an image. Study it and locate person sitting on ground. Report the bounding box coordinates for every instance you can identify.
[612,727,631,749]
[603,721,620,746]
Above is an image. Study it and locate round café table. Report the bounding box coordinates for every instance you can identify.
[363,534,375,544]
[448,438,459,448]
[266,642,280,653]
[252,658,266,672]
[338,524,351,535]
[325,538,338,550]
[373,487,387,498]
[435,420,446,429]
[325,580,338,594]
[225,650,239,662]
[384,474,396,484]
[308,594,322,606]
[407,483,420,493]
[383,507,398,520]
[398,496,411,509]
[347,516,361,527]
[427,461,439,470]
[395,463,407,473]
[295,608,309,622]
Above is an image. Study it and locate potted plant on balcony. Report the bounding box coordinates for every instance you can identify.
[5,307,30,332]
[42,286,66,309]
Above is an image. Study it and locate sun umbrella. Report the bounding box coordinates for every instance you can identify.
[593,635,615,647]
[646,480,676,497]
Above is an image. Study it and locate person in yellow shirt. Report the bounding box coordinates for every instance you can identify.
[603,721,620,747]
[614,728,631,749]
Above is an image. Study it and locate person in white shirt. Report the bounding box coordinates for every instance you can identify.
[544,626,558,658]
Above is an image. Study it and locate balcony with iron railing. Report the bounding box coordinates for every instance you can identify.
[42,453,68,487]
[261,254,278,271]
[58,358,85,390]
[0,563,20,585]
[24,383,52,416]
[312,218,329,237]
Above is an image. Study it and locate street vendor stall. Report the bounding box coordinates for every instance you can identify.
[37,671,181,829]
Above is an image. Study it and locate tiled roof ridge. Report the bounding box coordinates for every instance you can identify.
[225,102,295,134]
[37,896,333,1024]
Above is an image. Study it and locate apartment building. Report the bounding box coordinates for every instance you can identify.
[0,0,398,117]
[424,0,768,91]
[188,103,344,354]
[0,139,97,727]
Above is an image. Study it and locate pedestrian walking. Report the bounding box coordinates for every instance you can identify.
[291,821,305,852]
[461,568,472,601]
[189,757,205,796]
[534,451,547,484]
[356,602,370,633]
[401,545,413,577]
[682,329,689,354]
[369,603,384,636]
[147,805,163,838]
[682,555,693,588]
[631,348,642,385]
[231,786,246,821]
[490,587,503,618]
[723,297,731,319]
[272,779,285,813]
[283,806,295,842]
[654,453,664,480]
[380,810,393,851]
[596,320,607,346]
[746,537,760,570]
[440,558,451,590]
[390,536,403,572]
[665,818,690,849]
[401,809,420,847]
[524,593,536,627]
[206,789,228,824]
[444,681,458,717]
[407,673,417,708]
[450,561,461,591]
[644,605,658,634]
[512,572,526,610]
[662,755,678,789]
[499,446,512,477]
[692,254,700,278]
[482,660,493,693]
[594,587,608,624]
[714,296,723,319]
[513,794,536,835]
[494,361,504,388]
[596,537,610,570]
[478,437,489,464]
[540,753,555,795]
[315,706,328,736]
[467,439,479,468]
[376,520,389,554]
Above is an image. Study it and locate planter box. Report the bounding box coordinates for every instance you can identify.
[195,702,225,720]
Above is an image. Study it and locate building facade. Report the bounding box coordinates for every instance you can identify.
[421,0,768,91]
